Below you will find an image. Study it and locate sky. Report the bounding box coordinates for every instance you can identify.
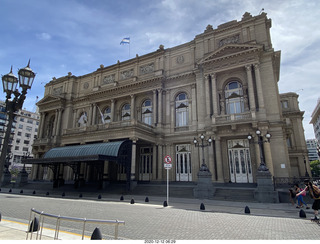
[0,0,319,139]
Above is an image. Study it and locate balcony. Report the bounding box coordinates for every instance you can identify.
[63,119,155,136]
[215,111,253,124]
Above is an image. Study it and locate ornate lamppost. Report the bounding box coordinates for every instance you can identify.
[0,61,35,186]
[193,134,212,172]
[193,134,213,199]
[247,129,271,172]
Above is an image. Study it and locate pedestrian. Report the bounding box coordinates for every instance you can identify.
[289,188,296,206]
[297,179,320,221]
[294,184,310,209]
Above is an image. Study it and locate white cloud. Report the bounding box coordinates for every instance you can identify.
[36,32,51,41]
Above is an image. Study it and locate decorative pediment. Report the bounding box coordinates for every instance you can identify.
[198,44,263,65]
[37,95,65,107]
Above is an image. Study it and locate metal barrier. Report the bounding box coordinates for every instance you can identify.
[26,208,125,240]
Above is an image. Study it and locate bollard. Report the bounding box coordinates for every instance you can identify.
[145,197,149,202]
[245,206,250,214]
[91,227,103,240]
[299,209,306,218]
[20,190,23,194]
[98,194,102,199]
[130,198,135,204]
[62,192,65,197]
[200,203,205,211]
[79,193,83,198]
[28,217,40,233]
[33,190,36,195]
[46,192,49,196]
[120,195,124,201]
[163,201,168,207]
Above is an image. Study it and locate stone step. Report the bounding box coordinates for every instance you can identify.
[213,188,257,202]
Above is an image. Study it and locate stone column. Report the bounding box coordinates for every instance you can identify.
[130,138,137,184]
[208,141,215,181]
[130,95,135,121]
[157,89,162,125]
[56,109,62,136]
[215,137,224,182]
[152,144,157,180]
[73,109,77,128]
[157,144,163,180]
[191,84,197,127]
[103,160,109,189]
[211,73,218,117]
[111,99,115,122]
[88,105,93,125]
[263,142,274,176]
[195,71,205,129]
[53,109,58,136]
[254,63,265,110]
[245,65,256,111]
[204,74,211,119]
[38,112,46,139]
[92,104,97,125]
[153,90,157,125]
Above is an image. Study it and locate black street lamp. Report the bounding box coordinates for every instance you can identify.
[0,61,35,185]
[247,129,271,172]
[193,134,212,172]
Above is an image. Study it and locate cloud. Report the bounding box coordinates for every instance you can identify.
[36,32,51,41]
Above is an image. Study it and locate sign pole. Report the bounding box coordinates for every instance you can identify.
[164,155,172,206]
[167,168,169,206]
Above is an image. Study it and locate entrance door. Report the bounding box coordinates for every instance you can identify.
[176,144,192,181]
[228,140,253,183]
[139,147,153,181]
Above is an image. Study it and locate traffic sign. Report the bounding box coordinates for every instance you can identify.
[164,163,172,169]
[164,155,172,164]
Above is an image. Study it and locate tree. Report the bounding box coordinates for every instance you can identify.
[310,160,320,177]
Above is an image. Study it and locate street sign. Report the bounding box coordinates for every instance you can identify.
[164,155,172,164]
[164,163,172,169]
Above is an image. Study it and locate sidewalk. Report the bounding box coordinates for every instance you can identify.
[0,183,316,240]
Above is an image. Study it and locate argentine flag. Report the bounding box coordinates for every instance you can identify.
[120,37,130,45]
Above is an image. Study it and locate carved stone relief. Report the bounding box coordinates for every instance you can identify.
[121,69,134,80]
[53,86,63,95]
[103,74,115,84]
[219,34,240,47]
[176,55,184,64]
[140,63,154,75]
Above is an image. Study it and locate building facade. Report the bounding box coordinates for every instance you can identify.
[306,139,319,162]
[311,98,320,143]
[11,109,39,174]
[29,12,310,188]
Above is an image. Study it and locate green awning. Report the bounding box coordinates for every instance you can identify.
[23,140,131,164]
[44,141,124,159]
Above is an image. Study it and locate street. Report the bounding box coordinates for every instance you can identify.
[1,192,320,240]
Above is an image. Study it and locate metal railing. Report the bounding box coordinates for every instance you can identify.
[26,208,125,240]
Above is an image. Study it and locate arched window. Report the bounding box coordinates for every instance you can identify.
[103,107,111,123]
[121,103,131,121]
[142,99,152,125]
[175,93,189,127]
[225,81,244,114]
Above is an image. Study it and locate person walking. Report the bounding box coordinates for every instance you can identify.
[294,184,310,209]
[297,179,320,221]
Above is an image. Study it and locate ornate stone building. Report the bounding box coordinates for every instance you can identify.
[28,12,309,189]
